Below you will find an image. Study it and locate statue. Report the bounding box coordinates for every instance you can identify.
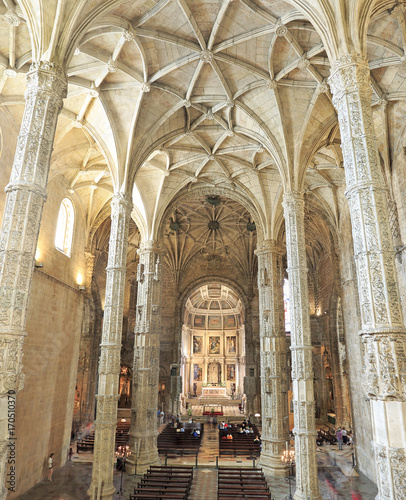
[208,363,219,384]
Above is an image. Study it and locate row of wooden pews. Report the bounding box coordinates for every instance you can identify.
[130,466,194,500]
[157,423,203,457]
[219,424,261,457]
[217,467,272,499]
[77,420,130,453]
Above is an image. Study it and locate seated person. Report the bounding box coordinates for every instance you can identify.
[227,434,233,440]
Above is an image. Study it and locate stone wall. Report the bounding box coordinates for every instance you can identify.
[8,271,84,498]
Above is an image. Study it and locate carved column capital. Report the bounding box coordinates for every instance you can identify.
[282,191,305,212]
[255,239,283,257]
[111,192,133,217]
[26,61,67,101]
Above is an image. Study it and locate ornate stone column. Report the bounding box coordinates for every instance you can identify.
[255,240,289,476]
[244,301,258,417]
[283,192,321,500]
[87,193,132,500]
[0,61,66,500]
[127,241,163,474]
[329,54,406,500]
[169,363,181,417]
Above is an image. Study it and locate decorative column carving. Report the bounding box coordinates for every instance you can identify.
[255,240,289,476]
[87,193,132,500]
[169,363,181,416]
[335,296,351,429]
[84,250,96,290]
[0,61,66,500]
[127,241,163,474]
[244,301,258,417]
[283,192,321,500]
[170,284,182,416]
[329,54,406,500]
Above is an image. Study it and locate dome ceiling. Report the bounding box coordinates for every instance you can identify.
[188,284,240,312]
[184,283,243,329]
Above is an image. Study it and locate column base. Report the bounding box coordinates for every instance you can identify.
[294,491,322,500]
[87,481,116,500]
[259,455,289,477]
[126,451,161,475]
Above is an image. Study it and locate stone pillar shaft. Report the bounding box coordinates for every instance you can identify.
[0,61,66,500]
[128,241,163,474]
[329,54,406,500]
[88,194,132,500]
[255,240,289,476]
[283,193,320,500]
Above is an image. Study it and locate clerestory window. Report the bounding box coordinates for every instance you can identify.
[55,198,74,257]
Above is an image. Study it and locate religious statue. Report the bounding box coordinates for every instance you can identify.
[208,363,219,384]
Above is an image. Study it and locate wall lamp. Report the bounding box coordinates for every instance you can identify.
[77,273,85,290]
[34,248,43,268]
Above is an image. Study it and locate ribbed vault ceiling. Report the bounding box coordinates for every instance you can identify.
[0,0,405,248]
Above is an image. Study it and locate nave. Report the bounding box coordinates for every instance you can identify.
[16,421,378,500]
[2,0,406,498]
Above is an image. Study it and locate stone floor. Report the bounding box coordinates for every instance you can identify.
[16,424,378,499]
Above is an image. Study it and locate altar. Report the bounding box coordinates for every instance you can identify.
[202,386,227,397]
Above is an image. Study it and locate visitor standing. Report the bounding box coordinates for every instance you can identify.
[336,428,343,450]
[48,453,54,481]
[342,428,348,445]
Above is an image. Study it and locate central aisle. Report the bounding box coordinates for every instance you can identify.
[188,469,218,500]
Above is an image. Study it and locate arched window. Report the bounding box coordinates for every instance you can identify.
[55,198,74,257]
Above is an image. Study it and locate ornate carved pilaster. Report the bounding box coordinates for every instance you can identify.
[283,193,320,500]
[88,193,132,500]
[329,54,406,500]
[0,61,66,500]
[255,240,289,476]
[127,241,163,474]
[244,301,259,417]
[84,251,95,290]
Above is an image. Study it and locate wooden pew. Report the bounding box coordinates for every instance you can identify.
[132,466,193,500]
[218,467,272,500]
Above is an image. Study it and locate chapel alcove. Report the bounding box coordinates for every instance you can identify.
[181,283,245,401]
